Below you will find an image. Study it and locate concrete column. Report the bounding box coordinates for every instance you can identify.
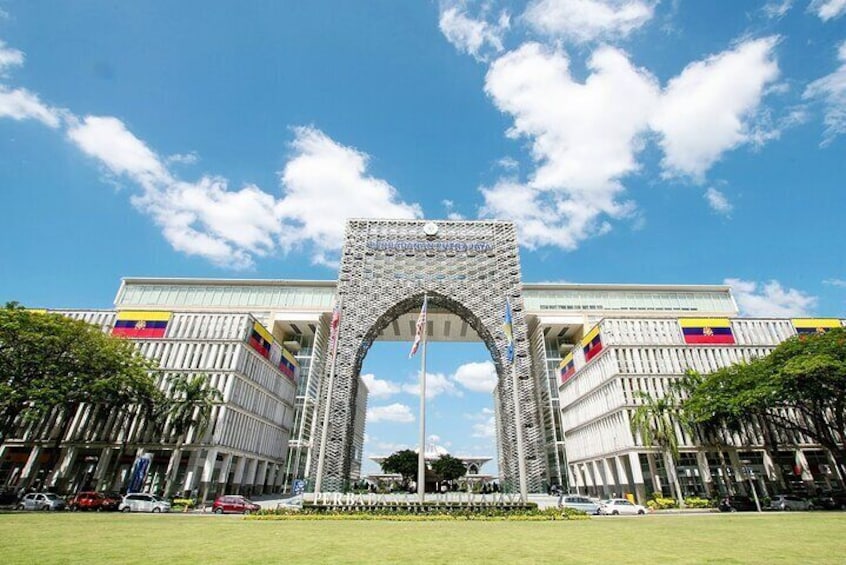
[93,448,114,491]
[696,452,714,497]
[231,456,247,494]
[579,463,594,494]
[727,449,746,496]
[614,456,630,497]
[46,446,78,489]
[646,452,661,495]
[199,449,218,503]
[627,452,647,503]
[591,460,606,497]
[761,450,780,496]
[274,463,286,492]
[18,447,42,489]
[254,460,268,495]
[217,453,233,494]
[794,450,815,489]
[242,458,258,496]
[602,458,618,497]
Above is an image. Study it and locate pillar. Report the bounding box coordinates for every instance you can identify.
[199,449,218,503]
[254,460,268,495]
[217,453,233,496]
[231,456,247,495]
[696,451,713,497]
[627,452,647,503]
[180,450,202,497]
[18,446,42,490]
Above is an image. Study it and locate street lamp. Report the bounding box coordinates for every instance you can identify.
[740,459,762,512]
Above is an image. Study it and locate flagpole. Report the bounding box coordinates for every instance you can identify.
[417,293,428,504]
[314,296,341,495]
[511,357,529,502]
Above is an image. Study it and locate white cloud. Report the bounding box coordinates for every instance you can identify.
[704,187,733,215]
[804,41,846,145]
[467,408,497,439]
[0,40,24,75]
[725,278,817,317]
[523,0,656,43]
[403,372,462,399]
[367,403,415,423]
[809,0,846,20]
[439,3,510,62]
[481,42,656,249]
[276,126,422,266]
[361,373,401,399]
[823,278,846,287]
[762,1,793,19]
[650,37,780,180]
[167,151,199,165]
[452,361,498,393]
[0,87,61,127]
[442,199,465,220]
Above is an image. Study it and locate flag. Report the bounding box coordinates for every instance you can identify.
[679,318,735,345]
[793,450,803,476]
[503,298,514,364]
[409,295,428,358]
[247,321,273,358]
[559,352,575,383]
[279,346,299,381]
[329,301,341,353]
[112,311,171,338]
[582,325,603,363]
[792,318,840,335]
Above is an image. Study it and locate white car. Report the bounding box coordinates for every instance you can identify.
[119,493,171,513]
[599,498,647,515]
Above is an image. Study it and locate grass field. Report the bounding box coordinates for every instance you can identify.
[1,512,845,564]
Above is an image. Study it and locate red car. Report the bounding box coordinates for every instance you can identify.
[68,491,120,512]
[212,495,261,514]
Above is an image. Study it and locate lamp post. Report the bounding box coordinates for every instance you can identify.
[741,459,762,512]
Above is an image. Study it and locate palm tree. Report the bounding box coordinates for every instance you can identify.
[630,389,685,507]
[161,374,222,498]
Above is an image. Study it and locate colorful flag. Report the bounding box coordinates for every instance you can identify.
[248,321,273,358]
[559,352,575,383]
[112,311,171,338]
[409,295,428,358]
[279,346,299,381]
[329,301,341,353]
[503,298,514,364]
[679,318,735,345]
[582,326,603,362]
[791,318,841,335]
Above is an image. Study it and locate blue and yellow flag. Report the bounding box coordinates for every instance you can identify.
[503,298,514,364]
[279,346,299,381]
[792,318,841,335]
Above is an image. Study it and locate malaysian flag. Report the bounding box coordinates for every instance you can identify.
[409,295,428,358]
[329,301,341,354]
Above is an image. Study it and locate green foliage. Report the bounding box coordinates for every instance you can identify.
[380,449,421,486]
[646,496,678,510]
[683,497,715,509]
[630,390,681,460]
[162,373,222,442]
[0,304,162,443]
[250,504,589,521]
[431,454,467,483]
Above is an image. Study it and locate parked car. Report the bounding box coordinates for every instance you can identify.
[16,492,66,511]
[814,493,846,510]
[770,494,813,511]
[719,495,759,512]
[598,498,647,515]
[119,493,171,513]
[212,495,261,514]
[558,494,600,514]
[68,491,120,512]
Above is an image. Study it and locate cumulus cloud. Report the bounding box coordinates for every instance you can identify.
[762,0,793,19]
[704,187,733,216]
[823,278,846,287]
[452,361,498,393]
[361,373,401,399]
[523,0,656,43]
[367,403,415,423]
[403,372,462,399]
[650,37,780,180]
[0,40,24,75]
[0,87,61,127]
[439,2,510,62]
[725,278,817,317]
[809,0,846,20]
[467,408,497,439]
[804,41,846,145]
[276,126,422,266]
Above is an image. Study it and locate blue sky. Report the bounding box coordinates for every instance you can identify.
[1,1,845,475]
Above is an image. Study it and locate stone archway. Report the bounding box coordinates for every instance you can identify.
[309,219,545,493]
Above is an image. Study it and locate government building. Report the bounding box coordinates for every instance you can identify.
[1,219,843,503]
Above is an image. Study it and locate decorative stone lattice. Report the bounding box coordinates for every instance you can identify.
[308,220,547,492]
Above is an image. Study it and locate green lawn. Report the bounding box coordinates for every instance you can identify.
[1,512,844,564]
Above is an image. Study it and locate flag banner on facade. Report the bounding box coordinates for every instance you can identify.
[559,351,575,383]
[127,453,153,493]
[679,318,735,344]
[503,298,514,364]
[112,311,171,338]
[248,321,273,358]
[581,326,603,362]
[791,318,841,335]
[559,352,575,383]
[329,301,341,352]
[279,346,299,381]
[409,295,428,358]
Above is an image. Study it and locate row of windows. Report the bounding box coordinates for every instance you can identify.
[137,341,241,372]
[216,407,289,460]
[238,349,297,404]
[563,411,631,462]
[524,290,734,314]
[229,377,290,426]
[166,313,250,341]
[118,283,334,310]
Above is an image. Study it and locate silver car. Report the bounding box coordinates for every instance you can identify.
[119,493,171,513]
[558,494,600,514]
[17,492,66,511]
[770,494,813,511]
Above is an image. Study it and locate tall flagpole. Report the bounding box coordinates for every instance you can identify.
[505,297,528,502]
[417,294,428,504]
[314,296,341,495]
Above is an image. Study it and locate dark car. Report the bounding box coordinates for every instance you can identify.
[68,491,120,512]
[719,495,759,512]
[212,495,261,514]
[814,493,846,510]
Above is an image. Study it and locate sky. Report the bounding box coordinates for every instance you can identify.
[1,0,845,476]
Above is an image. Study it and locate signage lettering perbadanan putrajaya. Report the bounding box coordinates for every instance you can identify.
[366,240,493,253]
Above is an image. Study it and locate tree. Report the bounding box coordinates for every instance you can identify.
[380,449,420,489]
[0,304,162,468]
[630,389,685,506]
[161,373,222,497]
[683,328,846,481]
[431,453,467,484]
